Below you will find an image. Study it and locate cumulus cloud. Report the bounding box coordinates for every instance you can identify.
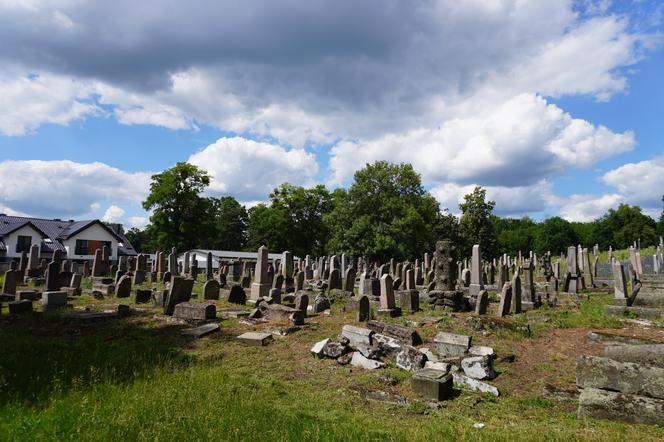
[126,216,149,229]
[558,193,624,222]
[187,137,318,202]
[0,160,150,218]
[102,205,125,223]
[602,156,664,208]
[328,94,634,186]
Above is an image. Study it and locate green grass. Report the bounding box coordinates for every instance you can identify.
[2,280,664,441]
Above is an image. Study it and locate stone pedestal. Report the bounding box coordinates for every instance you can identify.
[398,290,420,314]
[250,282,271,301]
[412,369,454,401]
[377,307,401,318]
[41,291,67,310]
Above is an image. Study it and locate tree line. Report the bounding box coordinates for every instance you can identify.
[124,161,664,261]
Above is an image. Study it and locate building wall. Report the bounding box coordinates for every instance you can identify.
[2,225,43,259]
[62,223,118,260]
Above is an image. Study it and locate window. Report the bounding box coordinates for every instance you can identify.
[15,235,32,253]
[74,239,113,255]
[75,239,88,255]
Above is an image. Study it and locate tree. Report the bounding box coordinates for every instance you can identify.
[246,203,290,253]
[325,161,441,262]
[209,196,248,250]
[658,195,664,240]
[124,227,154,253]
[269,183,333,257]
[142,162,214,251]
[592,203,658,249]
[534,216,579,255]
[458,186,497,258]
[492,216,536,257]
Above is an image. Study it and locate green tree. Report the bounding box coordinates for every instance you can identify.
[124,227,154,253]
[658,195,664,240]
[209,196,248,250]
[269,183,333,257]
[142,162,214,251]
[592,203,658,249]
[458,186,497,259]
[246,203,289,253]
[325,161,440,262]
[534,216,579,255]
[492,216,536,257]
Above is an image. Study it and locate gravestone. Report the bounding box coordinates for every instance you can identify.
[2,269,18,295]
[343,267,356,293]
[27,244,40,277]
[328,268,342,291]
[45,261,60,291]
[511,274,522,314]
[294,292,309,314]
[378,274,401,317]
[522,260,535,305]
[203,279,220,300]
[498,282,512,317]
[91,248,104,277]
[613,261,628,304]
[475,290,489,315]
[206,251,213,280]
[469,244,484,297]
[228,285,247,304]
[295,270,305,292]
[564,246,579,293]
[357,295,370,322]
[116,275,132,298]
[163,276,193,315]
[399,269,419,314]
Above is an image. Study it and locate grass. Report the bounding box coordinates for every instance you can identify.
[1,277,664,440]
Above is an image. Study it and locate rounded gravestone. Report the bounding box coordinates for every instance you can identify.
[203,279,220,300]
[116,275,132,298]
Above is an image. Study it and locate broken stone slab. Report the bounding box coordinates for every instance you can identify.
[373,333,403,358]
[310,338,330,358]
[604,344,664,368]
[16,290,39,301]
[350,351,386,370]
[135,289,152,304]
[366,320,422,346]
[322,339,350,359]
[237,332,273,346]
[223,310,250,319]
[541,383,580,402]
[587,331,658,346]
[452,373,500,397]
[468,346,496,358]
[461,355,495,380]
[396,345,427,371]
[424,361,450,372]
[259,303,305,325]
[173,302,216,321]
[576,355,664,400]
[412,368,454,401]
[419,347,439,362]
[41,291,68,310]
[181,323,220,338]
[364,390,408,405]
[578,387,664,426]
[8,299,32,314]
[433,332,471,356]
[604,304,662,320]
[341,325,374,350]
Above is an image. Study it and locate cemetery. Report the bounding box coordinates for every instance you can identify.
[2,236,664,440]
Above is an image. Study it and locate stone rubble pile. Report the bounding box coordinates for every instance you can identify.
[311,321,500,401]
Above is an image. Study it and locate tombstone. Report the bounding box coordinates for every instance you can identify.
[183,252,190,274]
[282,251,293,278]
[191,258,199,279]
[521,260,535,304]
[328,268,342,291]
[399,269,419,314]
[206,252,213,281]
[564,246,579,293]
[101,245,110,272]
[18,251,28,280]
[343,267,356,293]
[498,282,512,317]
[228,285,247,305]
[612,261,628,304]
[511,274,522,314]
[52,249,63,268]
[294,293,309,314]
[273,274,284,290]
[2,269,18,295]
[475,290,489,315]
[357,295,370,322]
[116,275,132,298]
[295,271,305,292]
[219,272,227,288]
[70,273,82,292]
[469,244,484,297]
[203,279,220,300]
[45,261,60,292]
[378,274,401,317]
[162,271,171,283]
[460,269,470,287]
[91,248,104,277]
[163,276,194,315]
[27,244,40,275]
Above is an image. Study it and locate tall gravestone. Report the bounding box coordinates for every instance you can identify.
[91,248,103,277]
[2,269,18,295]
[564,246,579,293]
[343,267,356,293]
[206,252,213,281]
[357,295,370,322]
[469,244,484,297]
[612,261,628,305]
[378,274,401,317]
[328,268,342,291]
[251,246,271,301]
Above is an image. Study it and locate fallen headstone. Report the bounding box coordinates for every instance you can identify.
[237,332,273,346]
[182,323,220,338]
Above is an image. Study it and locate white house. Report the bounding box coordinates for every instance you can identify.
[0,215,136,261]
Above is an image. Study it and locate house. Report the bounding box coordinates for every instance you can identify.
[0,214,137,262]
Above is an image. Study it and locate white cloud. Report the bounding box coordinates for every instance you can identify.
[0,70,99,136]
[602,156,664,208]
[328,94,634,186]
[187,137,319,202]
[558,193,624,222]
[126,216,149,229]
[0,160,150,218]
[102,205,125,223]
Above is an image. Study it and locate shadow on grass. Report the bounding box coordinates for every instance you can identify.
[0,311,216,407]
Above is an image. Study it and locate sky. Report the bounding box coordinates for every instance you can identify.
[0,0,663,229]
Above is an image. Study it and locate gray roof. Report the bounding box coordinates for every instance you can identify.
[181,249,288,261]
[0,215,136,256]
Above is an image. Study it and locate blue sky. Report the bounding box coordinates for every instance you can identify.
[0,0,663,228]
